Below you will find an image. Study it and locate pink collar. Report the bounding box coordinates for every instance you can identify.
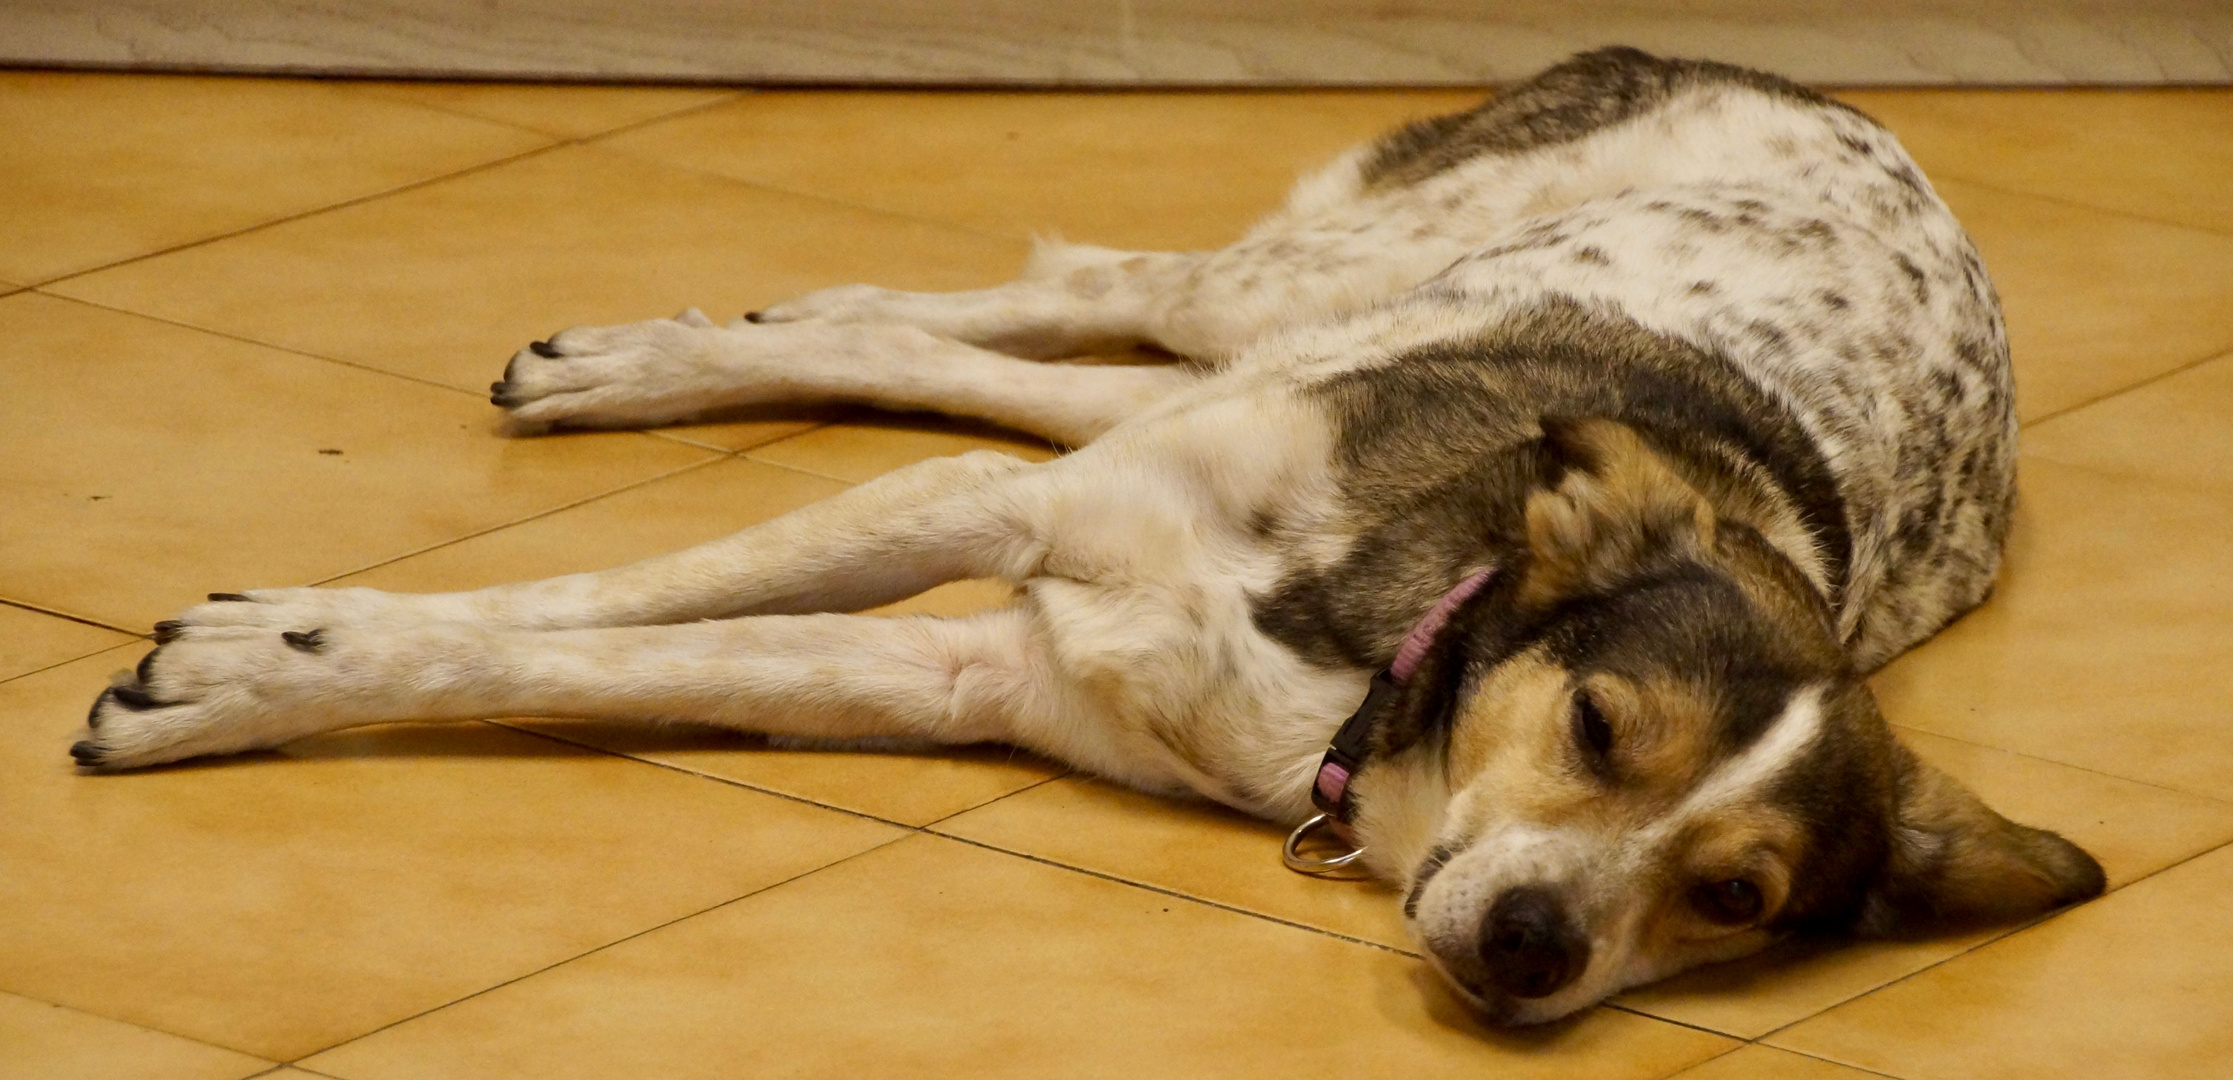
[1293,568,1495,868]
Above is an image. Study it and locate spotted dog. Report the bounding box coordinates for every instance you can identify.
[78,49,2103,1024]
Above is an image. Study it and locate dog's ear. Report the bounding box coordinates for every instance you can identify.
[1860,742,2106,935]
[1520,417,1714,604]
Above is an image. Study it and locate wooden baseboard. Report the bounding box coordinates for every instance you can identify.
[6,1,2230,85]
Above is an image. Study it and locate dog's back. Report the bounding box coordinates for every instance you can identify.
[1156,47,2014,674]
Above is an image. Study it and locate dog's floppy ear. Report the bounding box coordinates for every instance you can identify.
[1860,742,2106,935]
[1520,417,1714,604]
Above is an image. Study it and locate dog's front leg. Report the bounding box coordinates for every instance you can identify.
[163,449,1049,639]
[78,608,1084,771]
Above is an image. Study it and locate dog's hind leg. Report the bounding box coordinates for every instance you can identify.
[79,605,1116,774]
[161,449,1054,638]
[494,314,1195,447]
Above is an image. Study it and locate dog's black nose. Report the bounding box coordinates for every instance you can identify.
[1479,886,1590,999]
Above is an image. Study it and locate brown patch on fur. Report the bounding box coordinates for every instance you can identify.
[1519,418,1714,607]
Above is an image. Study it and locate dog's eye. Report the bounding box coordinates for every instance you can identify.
[1692,878,1764,925]
[1572,691,1613,762]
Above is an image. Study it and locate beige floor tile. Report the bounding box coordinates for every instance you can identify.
[1871,457,2233,800]
[1619,726,2233,1037]
[352,81,738,139]
[1845,88,2233,236]
[328,457,844,593]
[1934,179,2233,421]
[1668,1044,1885,1080]
[0,72,548,284]
[2023,349,2233,496]
[1769,842,2233,1080]
[47,144,1030,439]
[0,294,712,629]
[747,414,1060,483]
[936,776,1412,949]
[595,89,1486,251]
[0,650,903,1062]
[302,834,1732,1080]
[0,990,271,1080]
[0,604,138,683]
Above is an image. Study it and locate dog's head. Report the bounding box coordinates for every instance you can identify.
[1350,417,2103,1025]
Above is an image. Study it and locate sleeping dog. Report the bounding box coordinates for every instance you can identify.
[76,48,2104,1024]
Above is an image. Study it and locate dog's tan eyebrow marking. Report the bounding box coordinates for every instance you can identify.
[1664,683,1827,822]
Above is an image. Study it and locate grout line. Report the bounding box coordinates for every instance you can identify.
[2022,344,2233,429]
[1887,721,2233,806]
[1600,1003,1744,1041]
[342,83,749,141]
[1651,1043,1749,1079]
[927,830,1417,957]
[1748,831,2233,1047]
[1936,172,2233,242]
[25,290,496,399]
[488,720,925,831]
[735,452,866,486]
[280,831,913,1063]
[579,137,1033,248]
[1763,1046,1911,1079]
[916,769,1074,829]
[28,87,752,296]
[0,989,283,1071]
[29,141,570,291]
[299,456,730,588]
[0,596,142,637]
[499,724,1419,959]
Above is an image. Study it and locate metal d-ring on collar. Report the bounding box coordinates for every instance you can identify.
[1282,568,1496,877]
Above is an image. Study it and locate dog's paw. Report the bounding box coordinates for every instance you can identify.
[748,284,906,326]
[155,587,442,639]
[490,311,732,430]
[75,627,341,770]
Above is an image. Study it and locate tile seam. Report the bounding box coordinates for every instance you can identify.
[2021,345,2233,430]
[1887,721,2233,807]
[0,596,142,637]
[29,142,572,291]
[0,988,281,1072]
[926,829,1417,956]
[489,720,928,831]
[23,289,513,399]
[340,84,748,141]
[280,830,914,1064]
[298,455,731,588]
[1937,172,2233,241]
[580,138,1034,248]
[1748,831,2233,1051]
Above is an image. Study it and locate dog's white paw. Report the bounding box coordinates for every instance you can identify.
[748,284,905,326]
[490,311,732,429]
[75,626,345,770]
[153,587,453,640]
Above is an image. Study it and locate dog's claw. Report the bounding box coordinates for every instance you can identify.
[742,311,765,323]
[152,620,183,644]
[208,592,251,603]
[530,339,562,358]
[70,740,106,767]
[282,629,327,653]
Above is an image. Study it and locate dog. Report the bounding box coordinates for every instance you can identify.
[75,48,2104,1024]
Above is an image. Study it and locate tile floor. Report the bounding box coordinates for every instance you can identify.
[1,71,2230,1079]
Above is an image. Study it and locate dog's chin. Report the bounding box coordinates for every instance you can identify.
[1421,951,1597,1027]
